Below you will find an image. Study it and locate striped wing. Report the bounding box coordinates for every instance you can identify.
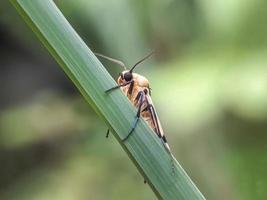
[144,94,171,152]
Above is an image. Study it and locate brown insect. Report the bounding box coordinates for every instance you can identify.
[95,52,173,156]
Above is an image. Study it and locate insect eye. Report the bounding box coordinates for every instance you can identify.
[124,72,133,81]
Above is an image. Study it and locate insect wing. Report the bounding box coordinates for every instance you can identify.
[145,94,171,152]
[145,94,164,138]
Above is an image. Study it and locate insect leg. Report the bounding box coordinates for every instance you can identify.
[127,81,134,96]
[105,80,133,93]
[122,91,144,141]
[106,129,110,138]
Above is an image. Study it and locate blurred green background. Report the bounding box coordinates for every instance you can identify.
[1,0,267,199]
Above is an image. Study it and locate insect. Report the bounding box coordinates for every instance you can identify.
[95,51,174,159]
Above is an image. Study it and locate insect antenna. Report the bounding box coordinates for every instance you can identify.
[95,53,127,70]
[129,51,154,72]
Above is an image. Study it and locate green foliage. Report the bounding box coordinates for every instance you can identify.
[10,0,205,199]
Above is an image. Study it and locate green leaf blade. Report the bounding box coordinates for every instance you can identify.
[10,0,206,199]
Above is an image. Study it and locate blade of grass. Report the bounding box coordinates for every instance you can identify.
[10,0,206,199]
